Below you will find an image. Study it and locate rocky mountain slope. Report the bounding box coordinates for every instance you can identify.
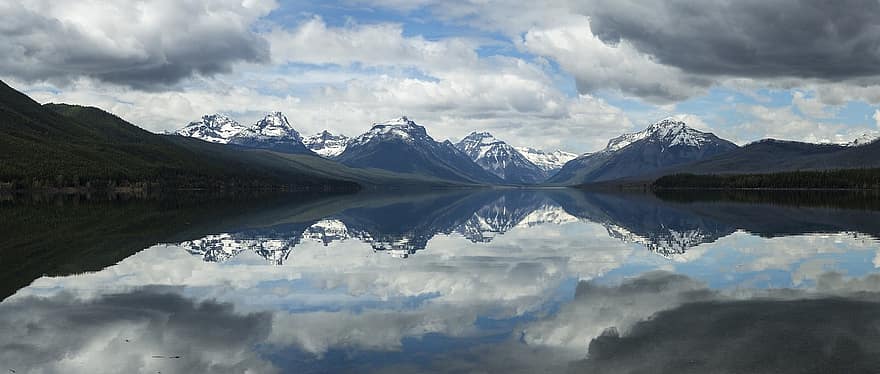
[455,132,547,184]
[336,117,504,184]
[515,147,578,173]
[303,130,350,158]
[176,112,314,155]
[548,118,738,185]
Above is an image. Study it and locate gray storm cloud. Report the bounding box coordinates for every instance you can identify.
[0,1,271,89]
[581,0,880,80]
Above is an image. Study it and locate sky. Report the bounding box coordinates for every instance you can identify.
[3,0,880,153]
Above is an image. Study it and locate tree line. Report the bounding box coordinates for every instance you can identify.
[653,169,880,190]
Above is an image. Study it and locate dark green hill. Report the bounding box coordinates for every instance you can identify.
[0,80,363,191]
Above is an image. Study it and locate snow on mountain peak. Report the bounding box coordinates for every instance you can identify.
[454,131,552,183]
[175,113,246,144]
[846,133,880,147]
[457,131,514,163]
[462,131,500,145]
[303,130,351,158]
[351,116,431,145]
[515,147,578,172]
[176,111,309,147]
[604,118,714,153]
[239,111,302,141]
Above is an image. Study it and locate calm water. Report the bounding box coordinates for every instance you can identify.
[3,189,880,373]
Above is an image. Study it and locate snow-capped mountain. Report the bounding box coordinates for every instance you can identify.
[175,114,247,144]
[548,118,738,185]
[455,132,547,184]
[515,147,578,173]
[337,116,503,184]
[604,118,725,152]
[846,133,880,147]
[176,112,315,155]
[347,116,433,145]
[303,130,350,158]
[228,112,313,154]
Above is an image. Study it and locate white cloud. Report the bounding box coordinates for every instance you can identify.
[266,17,478,72]
[14,55,629,153]
[8,0,880,152]
[668,113,712,132]
[874,109,880,128]
[792,91,835,119]
[521,16,713,104]
[733,104,875,144]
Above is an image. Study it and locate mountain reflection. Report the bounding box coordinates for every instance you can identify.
[178,191,581,262]
[175,189,880,263]
[6,190,880,373]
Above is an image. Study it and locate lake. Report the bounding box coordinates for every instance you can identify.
[3,189,880,373]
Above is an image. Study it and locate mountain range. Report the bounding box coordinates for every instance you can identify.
[335,117,505,184]
[176,112,315,155]
[172,108,880,187]
[175,113,578,185]
[3,77,879,191]
[0,80,360,191]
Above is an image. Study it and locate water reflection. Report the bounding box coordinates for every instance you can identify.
[174,189,880,263]
[2,189,880,373]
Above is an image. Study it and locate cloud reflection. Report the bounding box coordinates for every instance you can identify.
[0,289,275,374]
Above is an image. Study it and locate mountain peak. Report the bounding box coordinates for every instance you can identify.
[455,132,547,184]
[238,111,302,142]
[515,147,578,172]
[548,116,738,185]
[462,131,501,145]
[201,113,234,122]
[256,111,293,129]
[304,130,351,158]
[604,118,714,152]
[338,117,503,184]
[176,113,246,144]
[647,117,687,131]
[360,116,430,142]
[176,111,315,154]
[380,116,416,126]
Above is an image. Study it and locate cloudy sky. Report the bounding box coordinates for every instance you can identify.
[4,0,880,153]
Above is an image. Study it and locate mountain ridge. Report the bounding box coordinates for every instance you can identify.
[455,131,547,184]
[303,130,350,158]
[337,117,505,184]
[0,80,361,191]
[515,147,578,173]
[548,118,739,185]
[176,112,315,155]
